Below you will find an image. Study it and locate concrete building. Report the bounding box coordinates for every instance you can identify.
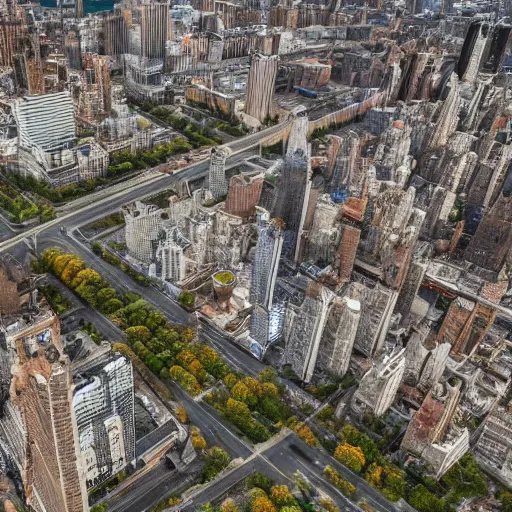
[123,201,169,264]
[72,354,135,490]
[250,218,284,310]
[283,281,333,382]
[224,174,264,219]
[351,345,405,417]
[140,1,171,61]
[473,406,512,488]
[402,381,469,478]
[209,147,231,200]
[155,225,191,283]
[0,305,88,512]
[352,281,398,357]
[317,296,361,377]
[244,54,279,123]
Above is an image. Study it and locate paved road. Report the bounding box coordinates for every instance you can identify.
[106,460,202,512]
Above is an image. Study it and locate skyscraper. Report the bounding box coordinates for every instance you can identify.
[208,147,231,200]
[0,308,88,512]
[250,219,284,310]
[245,54,279,123]
[72,353,136,490]
[272,118,311,261]
[140,1,171,61]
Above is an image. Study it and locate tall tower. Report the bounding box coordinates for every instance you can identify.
[250,219,284,310]
[0,310,88,512]
[208,147,231,200]
[272,117,311,261]
[140,1,171,61]
[245,54,279,123]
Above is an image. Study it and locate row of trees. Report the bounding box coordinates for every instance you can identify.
[107,138,192,176]
[38,248,193,379]
[149,107,222,148]
[92,242,151,286]
[0,179,56,223]
[205,368,289,443]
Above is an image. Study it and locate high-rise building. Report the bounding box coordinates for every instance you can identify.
[208,147,231,200]
[244,54,279,123]
[272,118,311,261]
[317,296,360,377]
[104,14,130,56]
[283,281,333,382]
[72,353,136,490]
[352,281,398,357]
[140,1,171,61]
[473,406,512,488]
[14,92,75,152]
[351,345,405,417]
[155,225,191,283]
[0,307,88,512]
[78,54,112,123]
[123,201,169,264]
[250,219,283,310]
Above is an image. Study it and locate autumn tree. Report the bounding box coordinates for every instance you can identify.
[324,465,356,497]
[251,496,276,512]
[169,365,201,396]
[270,485,294,506]
[334,442,366,473]
[223,373,239,389]
[220,498,240,512]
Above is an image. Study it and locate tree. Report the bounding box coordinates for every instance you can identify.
[178,290,195,308]
[220,498,240,512]
[202,447,230,482]
[251,496,276,512]
[199,346,229,379]
[381,465,406,502]
[169,365,201,396]
[200,504,215,512]
[290,421,318,447]
[318,498,340,512]
[270,485,294,506]
[125,326,152,344]
[91,504,108,512]
[71,268,102,289]
[61,258,85,284]
[96,287,118,305]
[247,473,273,493]
[441,454,487,501]
[365,463,383,488]
[261,382,279,398]
[225,398,252,428]
[340,424,382,465]
[191,426,207,451]
[408,485,446,512]
[175,405,188,423]
[257,367,278,384]
[223,373,239,389]
[231,381,252,405]
[324,465,356,497]
[334,442,366,473]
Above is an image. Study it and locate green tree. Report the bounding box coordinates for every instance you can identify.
[201,447,230,482]
[102,298,124,314]
[247,473,273,493]
[408,485,446,512]
[441,454,487,502]
[96,287,118,305]
[125,326,152,344]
